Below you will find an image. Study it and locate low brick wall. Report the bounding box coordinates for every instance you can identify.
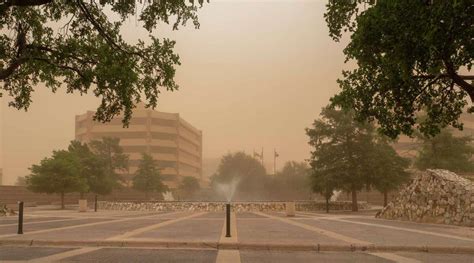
[98,201,369,212]
[0,185,162,209]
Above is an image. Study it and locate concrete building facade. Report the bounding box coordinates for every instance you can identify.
[75,106,202,188]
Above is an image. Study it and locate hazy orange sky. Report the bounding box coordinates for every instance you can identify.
[0,1,351,185]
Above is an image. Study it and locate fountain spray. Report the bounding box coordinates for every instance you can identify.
[214,176,240,238]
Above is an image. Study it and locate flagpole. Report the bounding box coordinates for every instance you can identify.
[274,149,276,175]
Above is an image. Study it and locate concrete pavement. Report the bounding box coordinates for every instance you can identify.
[0,208,473,262]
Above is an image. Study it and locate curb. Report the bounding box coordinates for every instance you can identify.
[1,240,474,254]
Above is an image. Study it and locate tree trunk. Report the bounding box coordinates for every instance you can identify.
[80,192,85,199]
[351,189,358,212]
[325,196,329,213]
[383,191,388,207]
[60,192,65,210]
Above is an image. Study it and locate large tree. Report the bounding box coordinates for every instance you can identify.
[89,137,129,187]
[368,140,411,206]
[68,140,117,196]
[0,0,204,124]
[415,129,474,173]
[326,1,474,138]
[26,150,88,209]
[310,168,339,213]
[132,153,167,199]
[306,106,375,211]
[271,161,311,200]
[211,152,268,200]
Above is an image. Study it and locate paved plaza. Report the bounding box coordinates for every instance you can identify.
[0,207,473,262]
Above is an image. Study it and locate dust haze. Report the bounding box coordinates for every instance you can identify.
[0,1,349,185]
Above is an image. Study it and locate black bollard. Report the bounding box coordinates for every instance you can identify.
[225,203,231,237]
[18,201,24,234]
[94,195,98,212]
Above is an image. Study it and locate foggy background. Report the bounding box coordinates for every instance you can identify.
[0,0,350,185]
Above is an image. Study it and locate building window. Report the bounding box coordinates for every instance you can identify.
[152,118,176,127]
[151,146,177,154]
[151,132,177,140]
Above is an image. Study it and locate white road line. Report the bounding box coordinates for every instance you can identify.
[323,218,474,242]
[0,218,87,228]
[369,252,422,263]
[253,211,372,245]
[0,211,185,239]
[296,211,359,219]
[27,247,101,263]
[217,211,241,263]
[4,212,207,262]
[107,212,207,240]
[216,250,241,263]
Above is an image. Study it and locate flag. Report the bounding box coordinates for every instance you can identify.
[253,151,261,159]
[274,150,279,158]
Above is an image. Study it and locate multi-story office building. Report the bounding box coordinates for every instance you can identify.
[75,105,202,188]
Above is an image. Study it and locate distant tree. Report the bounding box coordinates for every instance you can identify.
[369,140,411,206]
[89,137,128,187]
[178,176,201,200]
[306,106,375,211]
[1,0,205,125]
[272,161,311,200]
[26,150,88,209]
[132,153,167,199]
[68,140,116,197]
[326,1,474,138]
[415,129,474,173]
[310,168,339,213]
[15,176,27,186]
[211,152,268,200]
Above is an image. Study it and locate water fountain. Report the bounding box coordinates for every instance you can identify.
[162,191,175,201]
[214,177,241,238]
[330,190,342,202]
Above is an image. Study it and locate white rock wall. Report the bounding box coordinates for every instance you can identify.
[377,169,474,226]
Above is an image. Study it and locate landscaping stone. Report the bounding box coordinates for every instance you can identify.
[97,200,369,212]
[377,169,474,227]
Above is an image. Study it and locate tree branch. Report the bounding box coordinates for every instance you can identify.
[31,57,95,84]
[0,57,28,80]
[414,74,474,81]
[443,59,474,101]
[25,44,97,64]
[0,0,52,13]
[75,0,146,59]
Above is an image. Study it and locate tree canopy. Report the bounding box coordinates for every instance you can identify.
[306,106,409,210]
[0,0,205,124]
[89,137,129,186]
[326,0,474,138]
[270,161,311,200]
[306,106,374,211]
[178,176,201,199]
[415,129,474,173]
[26,149,88,209]
[132,153,167,199]
[211,152,268,200]
[68,140,117,196]
[368,139,411,206]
